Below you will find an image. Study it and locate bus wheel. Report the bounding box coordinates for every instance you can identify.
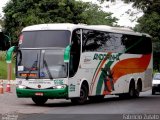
[134,81,142,98]
[32,97,48,105]
[128,81,135,98]
[134,88,140,98]
[71,85,88,105]
[152,89,155,95]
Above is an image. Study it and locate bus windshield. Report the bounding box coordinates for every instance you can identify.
[16,30,71,79]
[16,48,68,79]
[19,30,70,48]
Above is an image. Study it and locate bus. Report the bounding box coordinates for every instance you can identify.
[15,23,152,105]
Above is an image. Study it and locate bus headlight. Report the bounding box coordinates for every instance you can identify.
[17,85,26,89]
[53,85,66,89]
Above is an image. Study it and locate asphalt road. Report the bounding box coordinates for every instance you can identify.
[1,85,160,120]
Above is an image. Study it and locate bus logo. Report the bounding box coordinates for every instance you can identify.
[93,53,120,61]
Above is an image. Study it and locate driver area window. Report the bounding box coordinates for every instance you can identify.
[69,29,81,77]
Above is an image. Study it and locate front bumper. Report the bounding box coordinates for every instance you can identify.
[16,87,68,99]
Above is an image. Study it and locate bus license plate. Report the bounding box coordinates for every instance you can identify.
[35,92,43,96]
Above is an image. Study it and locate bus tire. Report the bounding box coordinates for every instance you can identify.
[71,85,88,105]
[134,80,142,98]
[128,80,135,98]
[152,89,155,95]
[32,97,48,105]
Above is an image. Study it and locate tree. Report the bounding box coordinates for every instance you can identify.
[134,12,160,50]
[2,0,118,46]
[100,0,160,50]
[99,0,160,15]
[83,3,118,25]
[124,0,160,51]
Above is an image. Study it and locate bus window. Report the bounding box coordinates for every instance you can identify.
[82,30,103,52]
[82,29,125,53]
[82,29,152,54]
[19,30,70,48]
[122,35,152,54]
[69,29,81,77]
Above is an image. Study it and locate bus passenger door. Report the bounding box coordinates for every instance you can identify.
[68,29,81,97]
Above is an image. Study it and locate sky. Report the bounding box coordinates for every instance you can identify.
[0,0,143,27]
[83,0,143,27]
[0,0,9,17]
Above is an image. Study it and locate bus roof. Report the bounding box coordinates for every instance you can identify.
[22,23,151,37]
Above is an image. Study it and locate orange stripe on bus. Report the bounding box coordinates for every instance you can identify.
[112,54,152,84]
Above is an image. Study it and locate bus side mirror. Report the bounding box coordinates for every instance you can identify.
[6,46,19,63]
[64,45,71,63]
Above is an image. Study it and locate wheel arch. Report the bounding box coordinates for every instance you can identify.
[70,79,89,104]
[79,79,89,94]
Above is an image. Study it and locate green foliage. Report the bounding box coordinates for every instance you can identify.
[120,0,160,15]
[100,0,160,52]
[0,51,6,61]
[99,0,160,14]
[83,3,118,25]
[0,61,7,79]
[123,0,160,52]
[135,12,160,41]
[3,0,118,44]
[0,61,15,79]
[99,0,160,69]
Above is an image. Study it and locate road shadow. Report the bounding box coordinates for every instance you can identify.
[152,92,160,95]
[23,93,160,107]
[18,114,122,120]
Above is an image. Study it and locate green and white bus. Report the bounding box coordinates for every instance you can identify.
[15,23,152,105]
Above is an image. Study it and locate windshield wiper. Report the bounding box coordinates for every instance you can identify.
[43,59,53,79]
[42,51,53,79]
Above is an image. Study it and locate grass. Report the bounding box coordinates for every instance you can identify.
[0,51,15,80]
[0,61,7,79]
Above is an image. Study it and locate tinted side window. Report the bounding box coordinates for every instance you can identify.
[122,35,152,54]
[82,30,103,52]
[82,29,152,54]
[82,29,125,53]
[101,33,125,52]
